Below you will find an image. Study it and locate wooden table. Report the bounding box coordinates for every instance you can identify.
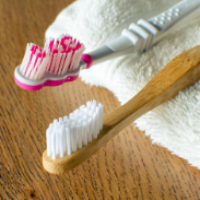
[1,0,200,199]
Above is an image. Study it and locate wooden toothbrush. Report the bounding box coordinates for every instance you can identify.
[43,45,200,174]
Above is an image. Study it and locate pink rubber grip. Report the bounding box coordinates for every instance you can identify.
[81,54,93,69]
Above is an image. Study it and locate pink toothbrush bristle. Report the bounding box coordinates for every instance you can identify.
[20,44,48,80]
[46,35,85,75]
[19,35,85,80]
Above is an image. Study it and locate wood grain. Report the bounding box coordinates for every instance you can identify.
[1,0,200,199]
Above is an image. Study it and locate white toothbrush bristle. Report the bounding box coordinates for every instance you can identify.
[19,35,85,80]
[46,101,104,160]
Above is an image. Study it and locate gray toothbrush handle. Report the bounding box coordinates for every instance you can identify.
[81,0,200,68]
[148,0,200,43]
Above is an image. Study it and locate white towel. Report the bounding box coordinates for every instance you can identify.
[46,0,200,169]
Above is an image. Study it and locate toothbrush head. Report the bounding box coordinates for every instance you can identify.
[43,100,104,174]
[14,35,88,91]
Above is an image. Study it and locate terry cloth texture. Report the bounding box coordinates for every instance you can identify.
[46,0,200,168]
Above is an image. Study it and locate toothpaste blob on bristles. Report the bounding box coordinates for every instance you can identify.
[46,100,103,160]
[19,35,85,80]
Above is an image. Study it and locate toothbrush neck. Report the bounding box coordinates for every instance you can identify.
[80,44,136,69]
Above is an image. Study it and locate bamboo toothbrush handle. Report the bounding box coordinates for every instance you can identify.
[104,45,200,129]
[43,45,200,174]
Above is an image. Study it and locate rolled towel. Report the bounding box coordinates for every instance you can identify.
[46,0,200,169]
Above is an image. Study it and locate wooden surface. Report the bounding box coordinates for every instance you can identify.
[1,0,200,199]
